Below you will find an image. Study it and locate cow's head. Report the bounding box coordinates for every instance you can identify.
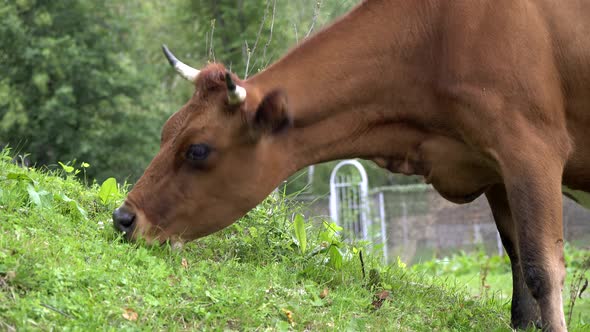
[112,46,293,244]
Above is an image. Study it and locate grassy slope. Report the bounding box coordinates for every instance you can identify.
[413,250,590,331]
[1,151,514,331]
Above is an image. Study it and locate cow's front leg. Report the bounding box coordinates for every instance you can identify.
[486,184,541,329]
[501,148,567,331]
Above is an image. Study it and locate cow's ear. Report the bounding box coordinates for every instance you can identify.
[251,89,292,134]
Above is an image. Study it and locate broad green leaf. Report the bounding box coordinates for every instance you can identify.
[7,172,35,184]
[70,200,87,219]
[328,246,343,269]
[327,222,343,233]
[319,231,331,244]
[563,186,590,210]
[58,161,74,174]
[99,177,118,204]
[57,193,87,219]
[27,184,41,207]
[293,214,307,254]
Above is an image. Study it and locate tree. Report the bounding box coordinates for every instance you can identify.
[0,0,365,184]
[0,0,168,181]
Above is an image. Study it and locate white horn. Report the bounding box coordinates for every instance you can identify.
[225,72,247,104]
[162,44,200,82]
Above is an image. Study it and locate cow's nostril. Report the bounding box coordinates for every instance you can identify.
[113,206,136,232]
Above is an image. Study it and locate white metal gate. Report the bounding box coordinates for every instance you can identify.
[329,160,369,240]
[329,160,388,261]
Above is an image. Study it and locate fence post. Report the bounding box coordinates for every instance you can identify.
[379,191,388,263]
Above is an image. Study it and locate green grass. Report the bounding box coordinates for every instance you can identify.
[563,186,590,210]
[0,149,517,331]
[412,249,590,332]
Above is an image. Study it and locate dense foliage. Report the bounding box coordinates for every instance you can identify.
[0,0,173,182]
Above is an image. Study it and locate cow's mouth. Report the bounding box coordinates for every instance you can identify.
[113,204,137,238]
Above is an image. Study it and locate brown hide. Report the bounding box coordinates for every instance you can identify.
[114,1,590,330]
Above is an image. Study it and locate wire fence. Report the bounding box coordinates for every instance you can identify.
[297,184,590,264]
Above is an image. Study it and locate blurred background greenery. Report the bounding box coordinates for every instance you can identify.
[0,0,419,193]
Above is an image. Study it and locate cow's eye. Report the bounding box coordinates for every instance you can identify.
[186,144,210,161]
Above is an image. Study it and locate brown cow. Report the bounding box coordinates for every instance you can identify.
[113,1,590,330]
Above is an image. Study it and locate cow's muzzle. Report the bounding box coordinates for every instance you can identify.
[113,204,136,236]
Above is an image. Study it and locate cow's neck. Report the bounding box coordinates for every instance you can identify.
[248,1,438,177]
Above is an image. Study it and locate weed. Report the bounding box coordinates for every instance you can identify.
[567,253,590,327]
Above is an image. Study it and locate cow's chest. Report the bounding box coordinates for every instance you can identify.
[375,135,499,204]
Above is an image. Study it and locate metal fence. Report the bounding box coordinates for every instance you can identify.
[329,160,369,241]
[298,183,590,264]
[328,160,388,260]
